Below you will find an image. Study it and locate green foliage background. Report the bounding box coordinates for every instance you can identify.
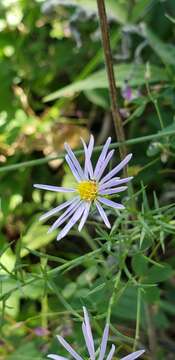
[1,0,175,359]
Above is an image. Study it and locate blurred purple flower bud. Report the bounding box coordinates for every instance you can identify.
[34,327,49,337]
[122,85,133,101]
[122,84,141,102]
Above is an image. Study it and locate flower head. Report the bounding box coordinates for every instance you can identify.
[122,84,141,103]
[48,307,145,360]
[34,327,49,337]
[34,135,133,241]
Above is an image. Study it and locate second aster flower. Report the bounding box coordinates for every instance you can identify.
[34,135,133,241]
[48,307,145,360]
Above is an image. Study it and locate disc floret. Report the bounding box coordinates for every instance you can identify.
[77,180,98,201]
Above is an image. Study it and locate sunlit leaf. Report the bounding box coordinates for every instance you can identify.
[44,64,169,102]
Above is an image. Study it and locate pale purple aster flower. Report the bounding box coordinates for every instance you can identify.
[122,84,141,102]
[47,307,145,360]
[34,135,133,241]
[122,85,133,102]
[34,327,49,337]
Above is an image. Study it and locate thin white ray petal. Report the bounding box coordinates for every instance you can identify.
[64,143,84,178]
[81,138,94,179]
[82,322,95,360]
[98,324,109,360]
[100,154,132,185]
[65,155,82,182]
[94,137,111,178]
[57,336,83,360]
[99,177,133,190]
[83,135,94,179]
[33,184,75,192]
[83,157,89,179]
[78,202,91,232]
[48,198,80,233]
[48,355,68,360]
[98,197,125,210]
[99,186,127,195]
[106,344,115,360]
[95,201,111,229]
[83,307,95,359]
[81,136,93,179]
[96,150,115,181]
[57,204,85,241]
[87,135,94,158]
[39,198,77,221]
[121,350,145,360]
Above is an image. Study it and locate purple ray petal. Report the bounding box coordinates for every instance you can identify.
[82,322,95,360]
[99,177,133,190]
[57,204,85,241]
[122,85,133,101]
[39,198,77,221]
[95,201,111,229]
[64,143,85,178]
[48,355,68,360]
[98,197,125,210]
[48,197,80,233]
[99,186,127,195]
[94,137,111,178]
[83,135,94,178]
[65,155,82,182]
[81,138,94,179]
[87,135,94,158]
[51,200,81,230]
[33,184,76,192]
[83,134,94,179]
[82,307,95,359]
[106,344,115,360]
[78,202,91,232]
[98,324,109,360]
[100,154,132,185]
[96,150,115,181]
[121,350,145,360]
[57,336,83,360]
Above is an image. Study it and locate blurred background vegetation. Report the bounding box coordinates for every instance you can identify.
[1,0,175,359]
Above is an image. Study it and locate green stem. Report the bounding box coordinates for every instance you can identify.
[0,129,174,173]
[145,304,157,358]
[146,79,164,130]
[133,287,142,351]
[41,256,48,331]
[107,270,121,323]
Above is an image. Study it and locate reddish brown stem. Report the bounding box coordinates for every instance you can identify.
[96,0,127,161]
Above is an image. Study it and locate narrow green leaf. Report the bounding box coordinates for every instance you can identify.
[44,64,169,102]
[145,26,175,66]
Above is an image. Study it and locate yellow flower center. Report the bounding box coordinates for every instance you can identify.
[77,180,98,202]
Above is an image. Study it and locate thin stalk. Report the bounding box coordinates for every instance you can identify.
[96,0,127,161]
[41,256,48,332]
[107,270,121,323]
[146,79,164,130]
[0,129,174,173]
[133,287,142,351]
[145,304,157,358]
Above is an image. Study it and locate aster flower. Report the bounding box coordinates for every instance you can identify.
[122,84,141,102]
[48,307,145,360]
[34,135,133,241]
